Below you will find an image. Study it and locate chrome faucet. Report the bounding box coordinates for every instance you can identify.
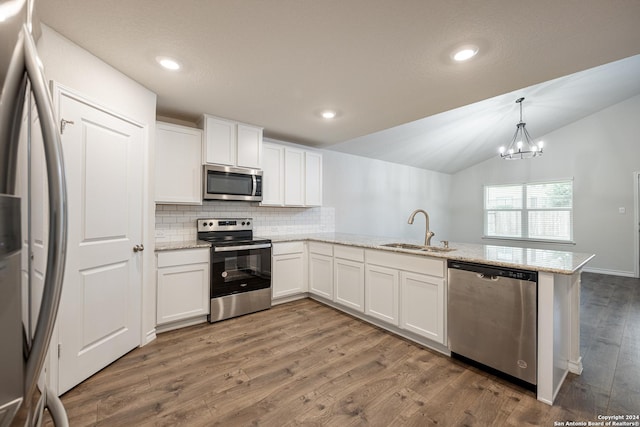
[408,209,435,246]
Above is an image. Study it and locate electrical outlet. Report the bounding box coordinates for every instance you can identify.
[619,207,626,214]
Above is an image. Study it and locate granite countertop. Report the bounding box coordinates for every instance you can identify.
[154,232,595,275]
[265,232,595,275]
[155,240,211,251]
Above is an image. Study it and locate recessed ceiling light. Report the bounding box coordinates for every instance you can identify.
[321,110,337,119]
[156,56,181,70]
[452,46,479,62]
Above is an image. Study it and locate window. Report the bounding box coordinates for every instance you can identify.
[484,180,573,242]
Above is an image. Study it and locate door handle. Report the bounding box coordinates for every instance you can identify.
[133,244,144,252]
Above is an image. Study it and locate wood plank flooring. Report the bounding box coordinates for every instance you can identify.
[44,272,640,426]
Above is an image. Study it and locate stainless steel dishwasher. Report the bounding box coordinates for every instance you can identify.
[448,260,537,387]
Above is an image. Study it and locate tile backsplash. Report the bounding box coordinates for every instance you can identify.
[155,202,335,243]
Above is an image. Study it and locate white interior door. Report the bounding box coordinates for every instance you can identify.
[56,90,144,394]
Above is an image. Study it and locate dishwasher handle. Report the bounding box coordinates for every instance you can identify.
[477,273,499,281]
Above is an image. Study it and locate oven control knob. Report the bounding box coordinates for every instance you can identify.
[241,221,246,225]
[209,222,213,226]
[247,221,251,226]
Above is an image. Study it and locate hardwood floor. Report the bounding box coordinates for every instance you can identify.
[45,272,640,426]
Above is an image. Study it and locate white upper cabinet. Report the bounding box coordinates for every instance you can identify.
[261,139,322,207]
[284,147,305,206]
[155,121,203,205]
[261,143,285,205]
[237,124,263,168]
[200,114,262,169]
[304,151,322,206]
[201,116,235,166]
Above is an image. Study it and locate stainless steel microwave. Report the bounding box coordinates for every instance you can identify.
[203,164,263,201]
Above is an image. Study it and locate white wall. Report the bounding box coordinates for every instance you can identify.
[37,25,158,347]
[323,150,453,243]
[449,94,640,276]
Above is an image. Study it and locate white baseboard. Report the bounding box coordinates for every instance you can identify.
[143,328,157,345]
[155,316,207,334]
[272,293,308,305]
[581,267,637,278]
[568,356,583,375]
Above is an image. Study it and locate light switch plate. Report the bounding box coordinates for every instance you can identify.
[619,207,626,214]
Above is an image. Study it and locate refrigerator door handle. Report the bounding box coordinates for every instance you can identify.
[22,24,68,401]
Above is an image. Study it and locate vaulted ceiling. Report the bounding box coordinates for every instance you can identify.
[38,1,640,173]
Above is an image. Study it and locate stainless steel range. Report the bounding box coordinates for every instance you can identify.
[197,218,272,322]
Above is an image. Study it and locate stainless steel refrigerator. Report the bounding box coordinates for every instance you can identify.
[1,0,68,425]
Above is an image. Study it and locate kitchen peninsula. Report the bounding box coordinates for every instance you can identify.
[156,232,594,405]
[266,233,595,405]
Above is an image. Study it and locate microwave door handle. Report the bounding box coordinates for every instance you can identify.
[214,243,272,252]
[23,25,68,401]
[251,174,257,197]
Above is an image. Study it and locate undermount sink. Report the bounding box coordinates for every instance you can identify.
[380,243,455,253]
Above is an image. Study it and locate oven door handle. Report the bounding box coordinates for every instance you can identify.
[214,243,272,252]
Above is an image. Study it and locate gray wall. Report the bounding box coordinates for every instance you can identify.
[322,150,453,243]
[449,94,640,276]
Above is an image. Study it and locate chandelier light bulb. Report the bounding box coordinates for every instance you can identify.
[499,146,505,154]
[517,141,523,150]
[538,140,544,149]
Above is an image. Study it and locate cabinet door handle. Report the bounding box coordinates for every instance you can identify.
[133,244,144,252]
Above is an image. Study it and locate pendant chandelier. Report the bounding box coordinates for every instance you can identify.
[499,97,544,159]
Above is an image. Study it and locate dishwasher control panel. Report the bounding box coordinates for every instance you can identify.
[448,261,537,282]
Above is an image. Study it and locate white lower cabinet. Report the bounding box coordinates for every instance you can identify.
[365,264,399,326]
[308,243,334,299]
[400,271,445,344]
[334,259,365,312]
[272,241,306,299]
[269,241,446,348]
[333,246,365,312]
[156,249,210,326]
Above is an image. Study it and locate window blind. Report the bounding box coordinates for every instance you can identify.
[484,180,573,242]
